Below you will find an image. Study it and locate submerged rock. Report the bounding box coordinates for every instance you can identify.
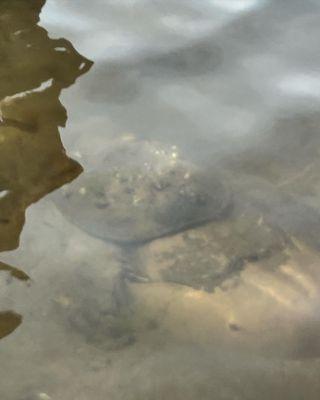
[137,208,289,292]
[54,138,231,245]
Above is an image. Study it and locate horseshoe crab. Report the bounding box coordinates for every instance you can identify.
[52,137,233,345]
[52,134,320,352]
[54,137,231,245]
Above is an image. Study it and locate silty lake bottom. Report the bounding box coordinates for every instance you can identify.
[1,0,320,399]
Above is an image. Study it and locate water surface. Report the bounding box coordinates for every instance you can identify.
[1,1,320,399]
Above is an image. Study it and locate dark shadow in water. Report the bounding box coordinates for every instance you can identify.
[0,0,93,339]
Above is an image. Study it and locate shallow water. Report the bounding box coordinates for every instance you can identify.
[1,0,320,399]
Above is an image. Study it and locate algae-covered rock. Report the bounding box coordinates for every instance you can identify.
[137,209,289,292]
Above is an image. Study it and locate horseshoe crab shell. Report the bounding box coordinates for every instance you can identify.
[54,138,231,245]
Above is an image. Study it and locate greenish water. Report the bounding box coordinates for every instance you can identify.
[1,1,320,399]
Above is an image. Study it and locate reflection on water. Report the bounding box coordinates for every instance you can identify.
[0,0,92,342]
[1,0,320,399]
[0,261,30,281]
[0,311,21,340]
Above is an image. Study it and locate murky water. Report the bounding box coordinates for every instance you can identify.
[1,0,320,399]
